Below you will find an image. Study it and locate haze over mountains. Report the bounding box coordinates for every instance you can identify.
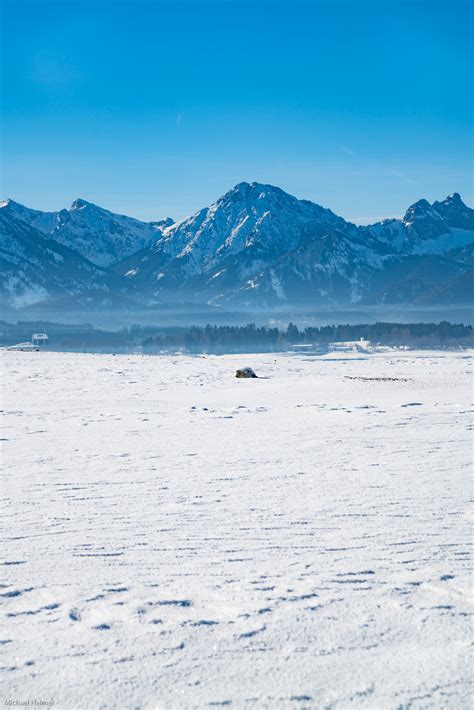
[1,183,473,312]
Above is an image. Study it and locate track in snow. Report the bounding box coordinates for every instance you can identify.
[1,350,472,708]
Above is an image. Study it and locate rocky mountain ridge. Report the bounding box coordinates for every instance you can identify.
[1,184,472,310]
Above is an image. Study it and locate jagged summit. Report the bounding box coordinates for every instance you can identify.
[405,193,471,230]
[219,181,321,208]
[402,198,438,225]
[368,192,473,257]
[70,198,91,210]
[228,180,287,195]
[443,192,466,207]
[1,197,36,211]
[402,194,467,220]
[406,198,431,211]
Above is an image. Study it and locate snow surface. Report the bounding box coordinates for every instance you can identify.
[1,350,473,709]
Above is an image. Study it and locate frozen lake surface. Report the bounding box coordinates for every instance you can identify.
[1,350,473,709]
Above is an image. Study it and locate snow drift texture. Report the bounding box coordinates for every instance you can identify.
[2,349,472,708]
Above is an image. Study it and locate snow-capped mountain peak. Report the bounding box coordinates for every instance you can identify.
[369,193,474,255]
[117,182,374,300]
[52,201,175,266]
[156,181,349,259]
[0,196,174,267]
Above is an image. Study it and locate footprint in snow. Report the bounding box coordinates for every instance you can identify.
[238,625,266,639]
[0,587,34,598]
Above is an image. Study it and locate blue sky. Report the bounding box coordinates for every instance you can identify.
[2,0,473,223]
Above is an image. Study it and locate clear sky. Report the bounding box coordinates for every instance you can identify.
[1,0,473,224]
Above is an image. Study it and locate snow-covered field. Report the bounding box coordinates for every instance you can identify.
[1,350,472,709]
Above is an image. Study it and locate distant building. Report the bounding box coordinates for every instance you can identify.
[291,343,328,354]
[328,337,371,352]
[6,342,39,351]
[32,333,49,347]
[5,332,49,352]
[291,344,316,351]
[290,339,372,354]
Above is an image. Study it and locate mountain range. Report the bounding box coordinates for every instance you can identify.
[1,183,473,311]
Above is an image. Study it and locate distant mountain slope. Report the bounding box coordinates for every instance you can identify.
[413,268,474,305]
[1,184,473,309]
[0,198,173,267]
[117,183,473,306]
[214,223,387,307]
[0,212,132,308]
[363,254,469,305]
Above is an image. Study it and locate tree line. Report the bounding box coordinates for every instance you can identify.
[142,321,473,353]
